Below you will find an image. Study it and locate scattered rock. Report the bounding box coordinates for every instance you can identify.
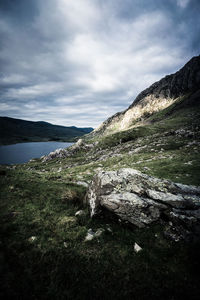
[84,228,105,241]
[86,168,200,241]
[95,228,104,237]
[42,139,95,162]
[85,229,95,241]
[76,181,89,188]
[184,161,193,165]
[134,242,142,253]
[28,236,37,243]
[175,129,195,138]
[143,167,150,171]
[42,148,69,162]
[63,242,68,248]
[75,210,86,217]
[106,225,113,233]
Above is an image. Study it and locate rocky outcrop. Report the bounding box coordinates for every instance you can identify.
[42,139,95,162]
[90,55,200,136]
[86,168,200,241]
[42,148,69,162]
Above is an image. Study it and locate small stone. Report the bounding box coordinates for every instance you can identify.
[28,236,37,243]
[106,226,113,233]
[143,167,150,171]
[85,229,95,241]
[95,228,104,237]
[84,228,105,241]
[75,210,85,217]
[63,242,68,248]
[76,181,89,187]
[134,242,142,253]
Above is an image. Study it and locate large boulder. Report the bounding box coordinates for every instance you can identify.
[86,168,200,240]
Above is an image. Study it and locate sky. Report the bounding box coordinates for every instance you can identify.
[0,0,199,128]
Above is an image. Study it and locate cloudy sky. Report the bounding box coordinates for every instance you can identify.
[0,0,199,128]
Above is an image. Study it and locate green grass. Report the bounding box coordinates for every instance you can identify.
[0,164,200,299]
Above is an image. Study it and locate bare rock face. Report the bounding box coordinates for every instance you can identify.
[86,168,200,241]
[91,55,200,136]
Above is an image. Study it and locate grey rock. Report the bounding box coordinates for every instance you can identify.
[28,236,37,243]
[86,168,200,240]
[85,229,95,241]
[95,228,104,237]
[146,190,186,209]
[42,138,95,162]
[134,242,142,253]
[76,181,89,188]
[75,210,86,217]
[42,148,69,162]
[84,228,104,241]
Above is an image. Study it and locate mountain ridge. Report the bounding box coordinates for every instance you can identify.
[0,116,93,145]
[91,55,200,137]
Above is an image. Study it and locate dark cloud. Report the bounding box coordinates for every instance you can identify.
[0,0,199,127]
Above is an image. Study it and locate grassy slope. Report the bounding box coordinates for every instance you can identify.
[0,93,200,299]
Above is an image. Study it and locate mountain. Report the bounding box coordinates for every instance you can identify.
[0,116,93,145]
[39,55,200,187]
[91,55,200,137]
[1,56,200,299]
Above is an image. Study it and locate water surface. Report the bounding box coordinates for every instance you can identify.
[0,141,73,165]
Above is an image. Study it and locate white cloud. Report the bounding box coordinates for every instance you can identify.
[0,0,198,127]
[176,0,190,8]
[4,83,64,99]
[1,74,28,84]
[0,103,19,111]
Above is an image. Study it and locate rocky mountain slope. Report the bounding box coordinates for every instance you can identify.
[0,55,200,299]
[0,116,93,145]
[91,55,200,136]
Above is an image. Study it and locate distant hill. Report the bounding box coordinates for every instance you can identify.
[0,117,93,145]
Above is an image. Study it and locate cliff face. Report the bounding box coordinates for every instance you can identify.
[92,55,200,136]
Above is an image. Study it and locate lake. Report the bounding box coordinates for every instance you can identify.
[0,141,73,165]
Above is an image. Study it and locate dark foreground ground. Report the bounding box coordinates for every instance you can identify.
[0,163,200,300]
